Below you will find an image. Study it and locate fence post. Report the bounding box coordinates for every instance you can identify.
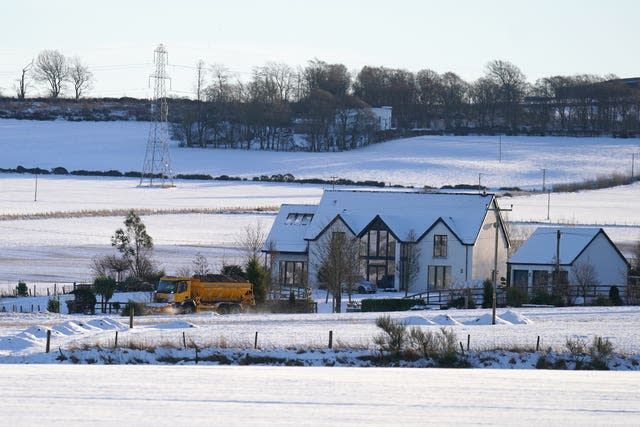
[536,336,540,351]
[46,329,51,353]
[467,334,470,351]
[328,330,333,349]
[254,332,259,349]
[129,309,134,329]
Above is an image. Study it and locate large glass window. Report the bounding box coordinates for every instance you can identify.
[279,261,306,287]
[433,235,448,258]
[428,265,451,289]
[360,219,396,289]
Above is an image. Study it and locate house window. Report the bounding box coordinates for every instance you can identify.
[513,270,529,295]
[428,265,451,290]
[360,218,396,288]
[532,270,549,294]
[433,235,448,258]
[279,261,306,287]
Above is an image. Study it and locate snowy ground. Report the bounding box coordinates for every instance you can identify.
[1,118,639,189]
[3,365,638,426]
[1,119,639,423]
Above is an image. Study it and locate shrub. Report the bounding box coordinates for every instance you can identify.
[51,166,69,175]
[448,291,476,309]
[482,279,493,308]
[47,298,60,313]
[506,286,527,307]
[16,281,29,297]
[361,298,423,312]
[609,286,623,306]
[373,315,407,356]
[121,300,147,316]
[589,336,614,369]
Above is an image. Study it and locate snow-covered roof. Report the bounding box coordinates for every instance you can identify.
[303,190,494,244]
[508,227,605,265]
[262,204,317,253]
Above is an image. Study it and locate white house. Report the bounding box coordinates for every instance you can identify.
[263,190,509,294]
[508,227,629,302]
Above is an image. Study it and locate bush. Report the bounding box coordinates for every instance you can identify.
[51,166,69,175]
[16,281,29,297]
[47,298,60,313]
[609,286,623,306]
[361,298,423,312]
[482,279,493,308]
[447,291,476,309]
[373,315,407,356]
[121,300,147,316]
[506,286,527,307]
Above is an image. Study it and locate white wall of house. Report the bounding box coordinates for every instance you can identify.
[370,107,393,130]
[410,222,469,293]
[574,234,628,286]
[472,209,509,284]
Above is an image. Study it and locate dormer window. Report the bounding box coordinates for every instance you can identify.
[285,213,314,225]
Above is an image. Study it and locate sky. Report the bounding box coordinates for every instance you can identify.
[1,0,638,98]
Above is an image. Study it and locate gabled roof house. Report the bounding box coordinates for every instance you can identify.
[263,190,509,294]
[508,227,629,302]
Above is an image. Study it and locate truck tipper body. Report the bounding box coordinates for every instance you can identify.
[152,274,255,314]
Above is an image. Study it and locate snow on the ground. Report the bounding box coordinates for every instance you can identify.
[3,365,638,427]
[1,118,638,188]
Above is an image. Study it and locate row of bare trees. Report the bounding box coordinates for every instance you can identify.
[171,59,379,151]
[14,50,93,100]
[171,58,640,151]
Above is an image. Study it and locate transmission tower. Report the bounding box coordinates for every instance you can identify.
[139,44,174,187]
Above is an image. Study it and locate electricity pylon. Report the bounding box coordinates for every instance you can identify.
[139,44,174,187]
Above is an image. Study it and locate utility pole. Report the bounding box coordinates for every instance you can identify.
[488,199,512,325]
[34,169,38,202]
[553,229,561,300]
[499,135,502,163]
[478,173,483,193]
[633,153,636,180]
[546,190,551,220]
[542,168,547,192]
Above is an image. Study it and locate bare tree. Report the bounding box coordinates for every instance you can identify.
[14,60,33,100]
[68,56,93,100]
[90,254,129,283]
[33,50,68,98]
[194,60,206,101]
[313,231,361,313]
[485,60,528,130]
[192,252,211,276]
[397,229,421,297]
[235,222,266,264]
[571,260,599,305]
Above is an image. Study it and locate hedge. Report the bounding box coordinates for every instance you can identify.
[361,298,424,312]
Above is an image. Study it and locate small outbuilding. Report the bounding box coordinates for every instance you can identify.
[508,227,629,303]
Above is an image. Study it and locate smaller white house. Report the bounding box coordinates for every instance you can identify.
[508,227,629,302]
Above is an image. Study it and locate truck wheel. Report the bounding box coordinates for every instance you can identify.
[218,305,229,314]
[181,302,195,314]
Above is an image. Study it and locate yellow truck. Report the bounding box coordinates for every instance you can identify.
[151,274,255,314]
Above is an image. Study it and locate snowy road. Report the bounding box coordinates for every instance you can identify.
[1,365,639,426]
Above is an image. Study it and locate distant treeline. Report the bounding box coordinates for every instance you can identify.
[1,59,639,151]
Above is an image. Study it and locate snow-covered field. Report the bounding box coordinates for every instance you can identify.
[1,118,639,188]
[4,365,638,427]
[1,119,639,424]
